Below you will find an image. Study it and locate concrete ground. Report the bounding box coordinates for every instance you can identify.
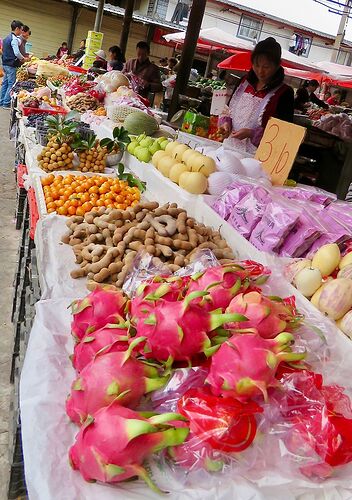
[0,108,20,499]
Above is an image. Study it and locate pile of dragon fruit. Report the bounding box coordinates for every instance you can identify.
[65,261,352,493]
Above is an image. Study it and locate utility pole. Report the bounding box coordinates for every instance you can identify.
[330,0,352,63]
[167,0,207,120]
[94,0,105,32]
[120,0,135,57]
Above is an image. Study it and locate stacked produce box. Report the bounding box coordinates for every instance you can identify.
[83,31,104,70]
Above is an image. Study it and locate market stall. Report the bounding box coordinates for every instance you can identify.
[8,54,352,500]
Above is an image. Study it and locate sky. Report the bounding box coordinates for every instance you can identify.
[234,0,352,41]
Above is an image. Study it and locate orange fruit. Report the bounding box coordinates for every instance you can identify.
[76,207,85,216]
[67,206,76,215]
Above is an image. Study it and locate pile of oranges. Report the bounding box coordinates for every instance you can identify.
[41,174,141,216]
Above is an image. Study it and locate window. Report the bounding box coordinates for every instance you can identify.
[288,33,312,58]
[337,50,349,65]
[237,15,263,41]
[148,0,169,19]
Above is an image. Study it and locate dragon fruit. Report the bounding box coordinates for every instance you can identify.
[131,291,247,365]
[225,292,299,339]
[66,349,168,425]
[131,275,189,321]
[72,323,130,373]
[69,403,189,492]
[185,262,270,312]
[70,287,128,342]
[206,332,306,401]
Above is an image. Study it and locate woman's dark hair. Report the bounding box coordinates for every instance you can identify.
[251,37,282,66]
[62,42,68,47]
[108,45,125,63]
[22,25,30,33]
[304,79,319,88]
[168,57,177,67]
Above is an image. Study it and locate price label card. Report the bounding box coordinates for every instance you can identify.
[210,90,228,116]
[255,118,306,185]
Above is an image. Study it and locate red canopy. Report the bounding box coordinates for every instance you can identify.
[218,51,320,72]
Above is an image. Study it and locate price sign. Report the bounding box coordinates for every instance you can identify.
[210,90,228,116]
[255,118,306,185]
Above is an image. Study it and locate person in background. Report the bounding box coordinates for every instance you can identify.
[326,89,341,106]
[0,38,3,56]
[18,25,31,58]
[56,42,69,59]
[93,49,107,70]
[221,37,294,153]
[324,91,331,102]
[107,45,125,71]
[294,79,328,112]
[168,57,177,72]
[122,41,162,97]
[0,20,29,109]
[72,39,86,64]
[159,57,168,68]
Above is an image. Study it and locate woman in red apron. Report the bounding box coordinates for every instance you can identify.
[223,37,294,154]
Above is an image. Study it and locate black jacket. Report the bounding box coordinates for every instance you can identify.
[294,87,329,111]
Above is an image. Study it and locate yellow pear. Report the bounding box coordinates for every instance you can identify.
[179,171,208,194]
[165,141,181,156]
[172,144,190,161]
[169,163,190,183]
[158,156,178,177]
[152,150,169,168]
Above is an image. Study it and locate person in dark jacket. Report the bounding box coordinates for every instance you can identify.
[72,39,86,65]
[223,37,294,153]
[107,45,125,71]
[122,41,162,97]
[0,20,28,109]
[294,79,328,112]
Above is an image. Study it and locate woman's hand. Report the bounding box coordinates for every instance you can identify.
[231,128,252,140]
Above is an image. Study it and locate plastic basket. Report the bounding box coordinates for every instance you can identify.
[68,65,87,75]
[17,164,28,189]
[20,105,67,116]
[27,188,39,240]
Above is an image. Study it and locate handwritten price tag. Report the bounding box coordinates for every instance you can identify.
[255,118,306,185]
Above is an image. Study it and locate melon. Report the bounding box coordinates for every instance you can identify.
[179,171,208,194]
[339,252,352,270]
[337,310,352,338]
[123,111,159,136]
[311,243,341,277]
[318,278,352,320]
[294,267,322,298]
[337,264,352,280]
[169,163,190,183]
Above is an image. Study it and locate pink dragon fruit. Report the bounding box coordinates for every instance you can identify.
[131,275,189,321]
[206,332,306,401]
[69,403,189,492]
[185,264,250,312]
[70,287,128,342]
[72,323,130,373]
[225,291,299,339]
[66,349,168,425]
[131,291,247,365]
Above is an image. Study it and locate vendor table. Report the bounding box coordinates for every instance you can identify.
[9,113,352,500]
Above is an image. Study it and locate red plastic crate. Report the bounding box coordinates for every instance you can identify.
[16,164,28,189]
[20,104,67,116]
[27,188,39,240]
[68,65,87,74]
